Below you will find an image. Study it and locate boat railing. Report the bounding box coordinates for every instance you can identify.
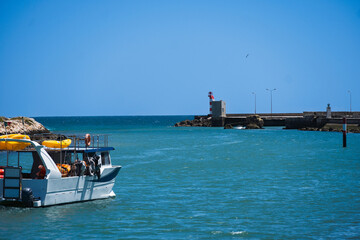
[0,133,110,168]
[0,134,111,181]
[30,133,109,150]
[67,134,109,150]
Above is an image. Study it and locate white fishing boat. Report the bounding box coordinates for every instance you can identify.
[0,134,121,207]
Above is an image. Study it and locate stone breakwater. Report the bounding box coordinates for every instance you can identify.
[0,117,50,135]
[299,123,360,133]
[174,116,212,127]
[285,116,360,133]
[175,113,360,133]
[174,115,264,129]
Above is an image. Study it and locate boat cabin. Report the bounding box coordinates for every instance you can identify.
[1,134,114,179]
[0,134,120,207]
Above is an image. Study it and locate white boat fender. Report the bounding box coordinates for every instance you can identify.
[33,200,41,207]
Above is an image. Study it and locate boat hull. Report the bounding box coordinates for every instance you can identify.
[0,166,121,207]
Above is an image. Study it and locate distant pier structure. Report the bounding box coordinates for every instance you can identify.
[204,97,360,128]
[326,104,331,119]
[208,92,227,126]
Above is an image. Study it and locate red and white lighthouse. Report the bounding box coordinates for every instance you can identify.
[208,91,215,116]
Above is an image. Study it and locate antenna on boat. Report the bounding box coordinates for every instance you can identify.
[74,136,77,162]
[60,134,62,166]
[22,117,25,134]
[3,122,9,166]
[3,121,9,136]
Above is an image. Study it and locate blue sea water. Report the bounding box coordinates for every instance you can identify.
[1,116,360,239]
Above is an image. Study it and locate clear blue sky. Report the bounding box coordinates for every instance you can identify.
[1,0,359,117]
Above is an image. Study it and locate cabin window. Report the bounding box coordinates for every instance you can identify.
[47,151,84,164]
[0,151,19,167]
[101,152,110,165]
[0,151,33,172]
[0,151,43,179]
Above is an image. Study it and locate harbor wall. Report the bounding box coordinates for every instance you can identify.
[180,112,360,130]
[214,112,360,128]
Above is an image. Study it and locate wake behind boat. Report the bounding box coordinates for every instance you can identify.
[0,134,121,207]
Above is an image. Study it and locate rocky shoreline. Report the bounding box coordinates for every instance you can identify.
[0,116,50,136]
[174,115,265,129]
[174,116,212,127]
[300,123,360,133]
[174,115,360,133]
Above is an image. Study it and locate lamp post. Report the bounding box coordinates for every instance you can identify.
[348,90,352,113]
[266,88,276,117]
[252,92,256,114]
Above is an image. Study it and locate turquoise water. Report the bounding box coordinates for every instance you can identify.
[1,116,360,239]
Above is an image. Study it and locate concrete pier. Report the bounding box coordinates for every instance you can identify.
[225,113,303,127]
[176,97,360,131]
[192,112,360,129]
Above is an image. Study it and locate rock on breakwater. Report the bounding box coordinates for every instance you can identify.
[174,116,212,127]
[300,123,360,133]
[245,115,264,129]
[0,116,50,135]
[175,115,265,129]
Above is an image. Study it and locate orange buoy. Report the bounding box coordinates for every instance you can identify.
[85,134,91,147]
